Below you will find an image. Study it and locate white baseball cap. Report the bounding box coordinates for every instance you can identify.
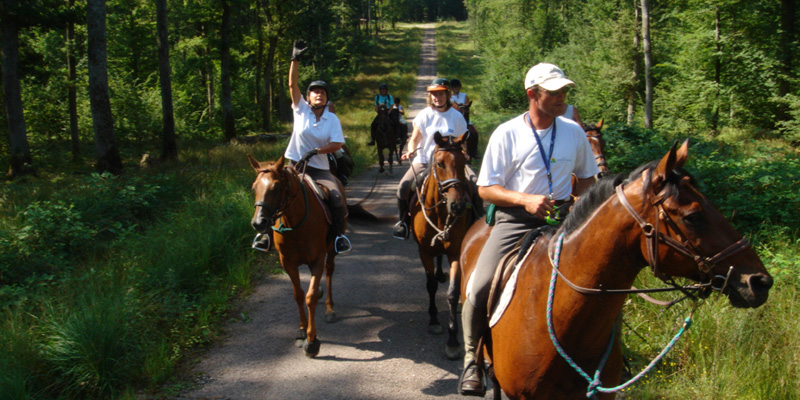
[524,63,575,91]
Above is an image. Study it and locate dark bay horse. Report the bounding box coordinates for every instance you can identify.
[248,154,342,358]
[459,141,772,399]
[457,101,480,161]
[409,132,475,359]
[371,105,399,174]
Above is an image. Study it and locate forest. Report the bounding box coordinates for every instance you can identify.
[1,0,798,398]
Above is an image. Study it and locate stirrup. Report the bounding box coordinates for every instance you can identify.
[458,360,487,397]
[334,235,352,254]
[392,221,409,240]
[251,233,270,252]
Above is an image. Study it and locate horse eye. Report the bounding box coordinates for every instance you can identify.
[683,212,705,227]
[437,161,445,169]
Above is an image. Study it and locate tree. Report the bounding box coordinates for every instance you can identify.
[220,0,235,141]
[640,0,653,128]
[156,0,177,159]
[87,0,122,174]
[66,0,80,161]
[1,0,35,178]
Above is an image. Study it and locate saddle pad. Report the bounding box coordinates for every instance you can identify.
[301,174,333,226]
[488,233,542,327]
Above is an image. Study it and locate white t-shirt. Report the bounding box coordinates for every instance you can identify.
[451,92,468,105]
[563,104,574,120]
[412,106,468,165]
[477,114,598,201]
[284,97,345,170]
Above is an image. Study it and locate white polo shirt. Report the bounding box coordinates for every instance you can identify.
[477,114,598,201]
[412,106,468,165]
[285,97,345,170]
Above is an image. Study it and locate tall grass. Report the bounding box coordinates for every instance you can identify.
[0,24,424,399]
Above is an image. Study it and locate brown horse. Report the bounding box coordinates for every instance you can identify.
[409,132,475,359]
[456,101,480,161]
[248,154,341,358]
[584,119,608,177]
[371,104,399,174]
[459,141,772,399]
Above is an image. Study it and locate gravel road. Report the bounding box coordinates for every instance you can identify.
[176,24,496,400]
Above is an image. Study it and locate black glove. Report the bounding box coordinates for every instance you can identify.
[299,148,319,164]
[291,40,307,61]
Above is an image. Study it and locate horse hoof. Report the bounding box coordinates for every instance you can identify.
[379,168,385,173]
[303,338,321,358]
[436,271,448,283]
[294,329,307,348]
[445,344,461,360]
[325,311,337,323]
[428,324,444,335]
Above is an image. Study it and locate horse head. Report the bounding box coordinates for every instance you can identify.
[248,154,293,233]
[584,118,608,177]
[431,131,468,217]
[619,140,772,308]
[458,100,473,123]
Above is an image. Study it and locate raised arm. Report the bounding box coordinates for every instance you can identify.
[288,40,307,108]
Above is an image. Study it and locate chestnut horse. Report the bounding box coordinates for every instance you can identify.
[459,141,772,399]
[584,119,608,177]
[409,132,475,358]
[248,155,342,358]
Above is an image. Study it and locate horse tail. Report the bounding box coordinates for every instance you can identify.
[347,203,379,222]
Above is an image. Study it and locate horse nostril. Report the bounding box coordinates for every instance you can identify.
[748,273,774,295]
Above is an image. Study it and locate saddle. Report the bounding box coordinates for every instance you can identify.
[300,174,346,226]
[486,226,549,327]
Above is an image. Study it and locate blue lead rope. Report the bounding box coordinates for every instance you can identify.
[546,233,694,399]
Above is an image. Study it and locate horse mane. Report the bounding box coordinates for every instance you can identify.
[560,160,693,235]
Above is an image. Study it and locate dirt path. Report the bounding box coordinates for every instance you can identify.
[176,24,494,400]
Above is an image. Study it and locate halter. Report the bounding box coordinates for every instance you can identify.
[583,126,608,173]
[253,167,310,233]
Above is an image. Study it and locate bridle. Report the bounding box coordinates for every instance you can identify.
[584,126,608,176]
[413,143,467,245]
[253,167,310,233]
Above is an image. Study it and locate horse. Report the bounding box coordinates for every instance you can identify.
[248,154,342,358]
[459,140,773,399]
[456,101,480,162]
[371,104,399,174]
[584,118,608,177]
[408,132,476,360]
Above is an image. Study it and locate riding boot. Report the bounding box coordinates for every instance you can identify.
[459,299,488,396]
[392,197,410,240]
[332,205,352,254]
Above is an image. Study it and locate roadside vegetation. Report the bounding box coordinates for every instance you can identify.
[437,19,800,399]
[0,24,421,399]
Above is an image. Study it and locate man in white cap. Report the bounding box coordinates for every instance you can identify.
[457,63,598,396]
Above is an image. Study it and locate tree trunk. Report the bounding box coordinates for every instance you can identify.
[627,0,641,126]
[66,0,80,161]
[156,0,177,159]
[2,1,35,178]
[778,0,795,122]
[641,0,653,129]
[263,35,277,131]
[87,0,123,175]
[712,7,721,134]
[220,0,235,141]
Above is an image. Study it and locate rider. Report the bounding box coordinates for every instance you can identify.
[449,79,471,114]
[285,40,352,254]
[392,78,468,240]
[368,82,395,145]
[457,63,598,396]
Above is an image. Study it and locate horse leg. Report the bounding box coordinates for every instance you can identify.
[425,271,443,335]
[324,250,336,323]
[388,143,395,175]
[435,255,447,283]
[303,258,325,358]
[285,266,309,348]
[377,147,385,174]
[445,257,462,360]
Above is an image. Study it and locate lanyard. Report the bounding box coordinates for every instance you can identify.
[525,112,556,199]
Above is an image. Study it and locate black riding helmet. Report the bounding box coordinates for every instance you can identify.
[379,82,388,91]
[307,80,330,100]
[450,79,462,88]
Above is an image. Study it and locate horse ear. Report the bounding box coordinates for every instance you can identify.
[653,140,680,187]
[276,155,285,169]
[433,131,445,147]
[596,118,604,130]
[454,132,467,145]
[675,139,689,169]
[467,100,472,107]
[247,154,261,171]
